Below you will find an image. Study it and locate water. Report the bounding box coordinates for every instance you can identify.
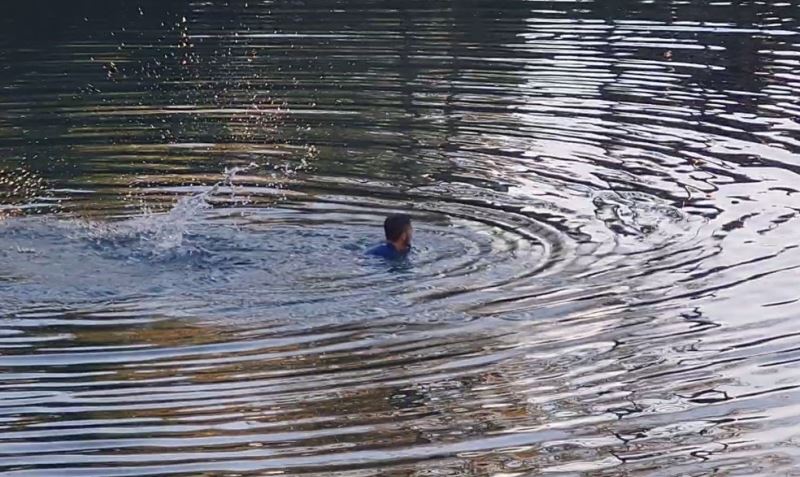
[1,1,799,475]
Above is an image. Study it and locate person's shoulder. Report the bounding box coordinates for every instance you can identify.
[367,243,396,259]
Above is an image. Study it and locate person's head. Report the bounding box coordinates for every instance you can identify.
[384,214,412,251]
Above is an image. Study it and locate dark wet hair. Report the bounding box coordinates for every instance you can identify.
[384,214,411,242]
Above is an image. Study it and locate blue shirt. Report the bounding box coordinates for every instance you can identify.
[367,243,407,260]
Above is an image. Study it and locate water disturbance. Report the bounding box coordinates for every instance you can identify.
[1,1,800,475]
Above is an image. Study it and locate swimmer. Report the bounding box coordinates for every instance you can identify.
[368,214,412,259]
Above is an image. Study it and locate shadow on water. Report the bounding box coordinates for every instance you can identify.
[1,0,800,475]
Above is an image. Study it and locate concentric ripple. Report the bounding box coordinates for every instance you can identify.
[2,0,800,476]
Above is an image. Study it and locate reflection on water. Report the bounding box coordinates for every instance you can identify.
[1,0,800,475]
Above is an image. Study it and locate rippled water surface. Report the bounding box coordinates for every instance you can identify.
[2,1,800,475]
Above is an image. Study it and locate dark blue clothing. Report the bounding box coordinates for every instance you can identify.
[367,242,407,260]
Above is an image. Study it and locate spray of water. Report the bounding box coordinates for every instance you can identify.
[82,162,260,257]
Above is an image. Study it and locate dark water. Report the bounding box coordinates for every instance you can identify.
[1,1,800,475]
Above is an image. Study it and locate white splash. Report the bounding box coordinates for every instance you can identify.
[83,162,259,257]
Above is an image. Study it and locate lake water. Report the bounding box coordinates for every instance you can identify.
[1,1,799,475]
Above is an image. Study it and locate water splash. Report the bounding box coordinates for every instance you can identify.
[0,165,51,217]
[82,163,259,257]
